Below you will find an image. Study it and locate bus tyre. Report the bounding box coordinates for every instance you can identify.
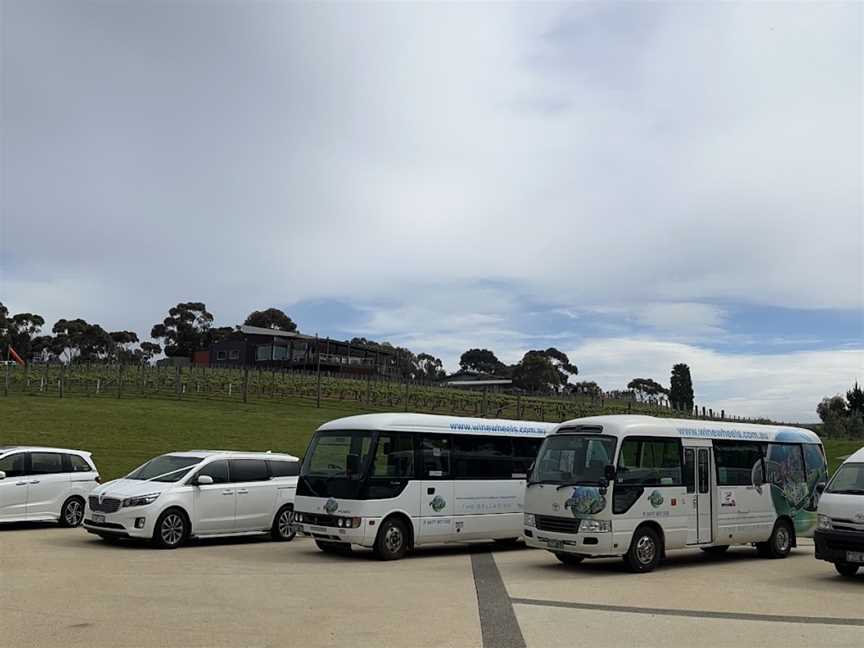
[757,520,793,559]
[554,552,584,566]
[271,505,296,542]
[315,540,352,554]
[374,518,409,561]
[625,526,662,573]
[701,545,730,556]
[153,508,188,549]
[834,562,860,577]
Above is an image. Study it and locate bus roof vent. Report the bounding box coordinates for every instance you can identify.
[557,425,603,434]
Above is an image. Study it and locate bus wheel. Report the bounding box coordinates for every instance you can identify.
[624,526,662,573]
[374,517,409,561]
[757,520,793,559]
[701,545,730,556]
[834,562,860,577]
[554,552,584,566]
[315,540,352,555]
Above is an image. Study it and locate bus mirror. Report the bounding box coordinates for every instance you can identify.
[815,482,826,496]
[346,453,360,476]
[604,465,617,482]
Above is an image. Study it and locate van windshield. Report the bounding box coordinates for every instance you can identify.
[530,435,616,485]
[127,455,203,482]
[826,463,864,494]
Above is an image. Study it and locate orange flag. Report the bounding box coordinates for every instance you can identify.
[8,346,25,367]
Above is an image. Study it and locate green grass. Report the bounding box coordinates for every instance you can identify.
[1,394,858,480]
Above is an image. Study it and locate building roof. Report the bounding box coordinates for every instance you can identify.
[239,325,314,340]
[552,415,823,444]
[317,413,556,437]
[441,370,512,387]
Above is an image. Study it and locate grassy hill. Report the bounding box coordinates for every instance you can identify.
[0,393,857,480]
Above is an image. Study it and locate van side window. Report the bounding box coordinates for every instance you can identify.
[0,453,27,478]
[198,460,230,484]
[617,438,682,486]
[715,442,764,486]
[30,452,64,475]
[269,460,300,478]
[228,459,269,482]
[67,454,92,472]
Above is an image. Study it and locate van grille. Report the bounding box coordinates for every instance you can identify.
[88,496,121,513]
[535,515,581,534]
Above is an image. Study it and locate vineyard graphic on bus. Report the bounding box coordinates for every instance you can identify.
[564,487,606,516]
[430,495,447,512]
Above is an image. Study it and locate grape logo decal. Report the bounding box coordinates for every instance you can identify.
[430,495,446,512]
[649,491,664,508]
[564,486,606,516]
[324,498,339,515]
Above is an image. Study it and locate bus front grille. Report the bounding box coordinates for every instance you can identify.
[535,515,581,534]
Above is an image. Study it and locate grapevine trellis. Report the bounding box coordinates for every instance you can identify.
[0,363,751,424]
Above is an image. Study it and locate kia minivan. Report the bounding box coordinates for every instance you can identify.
[815,446,864,577]
[0,446,100,527]
[83,450,299,548]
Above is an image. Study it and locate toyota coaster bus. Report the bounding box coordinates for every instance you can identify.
[293,413,556,559]
[523,415,827,572]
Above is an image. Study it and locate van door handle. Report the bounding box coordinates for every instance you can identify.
[237,489,249,495]
[222,490,234,495]
[29,480,40,485]
[427,487,435,495]
[16,481,27,486]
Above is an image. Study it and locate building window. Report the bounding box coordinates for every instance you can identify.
[272,345,287,361]
[229,350,240,360]
[216,351,227,361]
[256,345,272,361]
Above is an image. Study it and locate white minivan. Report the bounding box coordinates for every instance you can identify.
[83,450,300,548]
[0,446,100,527]
[814,446,864,577]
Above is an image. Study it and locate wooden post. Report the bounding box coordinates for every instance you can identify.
[315,335,322,408]
[404,376,409,412]
[3,362,8,397]
[117,364,123,399]
[482,387,488,418]
[366,370,371,406]
[242,367,249,404]
[175,365,181,400]
[59,364,65,399]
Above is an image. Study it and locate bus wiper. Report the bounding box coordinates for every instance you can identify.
[556,481,598,490]
[527,479,559,487]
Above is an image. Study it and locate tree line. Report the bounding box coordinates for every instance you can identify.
[817,382,864,438]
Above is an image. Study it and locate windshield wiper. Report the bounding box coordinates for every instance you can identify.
[527,479,560,487]
[556,481,600,490]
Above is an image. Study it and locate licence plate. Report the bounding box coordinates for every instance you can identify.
[93,514,105,524]
[310,526,326,533]
[546,539,564,550]
[846,551,864,564]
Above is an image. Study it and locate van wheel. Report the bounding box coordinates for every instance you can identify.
[624,526,662,573]
[756,520,792,559]
[271,505,296,542]
[59,496,85,527]
[835,562,860,577]
[153,509,188,549]
[555,552,584,566]
[315,540,352,554]
[374,518,409,561]
[701,545,730,556]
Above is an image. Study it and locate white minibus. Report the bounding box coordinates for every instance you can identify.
[523,415,827,572]
[292,413,556,559]
[814,446,864,577]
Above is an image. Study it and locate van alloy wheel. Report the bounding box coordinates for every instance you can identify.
[62,499,84,527]
[160,514,184,546]
[273,507,296,541]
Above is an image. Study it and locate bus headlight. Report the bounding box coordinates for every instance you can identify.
[578,519,611,533]
[524,513,536,528]
[817,514,832,530]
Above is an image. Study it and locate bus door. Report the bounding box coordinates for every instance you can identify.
[418,435,454,542]
[684,444,713,544]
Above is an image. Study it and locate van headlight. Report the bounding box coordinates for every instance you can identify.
[817,514,832,530]
[578,519,611,533]
[122,493,161,507]
[524,513,536,528]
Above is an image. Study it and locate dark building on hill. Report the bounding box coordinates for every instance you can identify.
[198,325,398,376]
[440,370,513,392]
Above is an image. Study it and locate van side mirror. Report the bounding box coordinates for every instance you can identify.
[815,482,826,496]
[604,465,617,481]
[0,471,5,480]
[346,453,360,476]
[196,475,214,486]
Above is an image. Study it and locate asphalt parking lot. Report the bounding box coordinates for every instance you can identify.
[0,527,861,648]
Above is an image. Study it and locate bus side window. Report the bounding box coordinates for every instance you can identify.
[421,436,450,478]
[684,449,695,494]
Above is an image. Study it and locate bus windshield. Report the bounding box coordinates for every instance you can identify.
[300,431,375,477]
[826,463,864,495]
[530,434,616,485]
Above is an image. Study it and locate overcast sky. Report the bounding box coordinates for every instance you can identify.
[1,1,862,422]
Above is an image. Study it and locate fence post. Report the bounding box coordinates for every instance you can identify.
[59,365,65,399]
[404,377,409,412]
[242,367,249,404]
[3,362,8,396]
[315,335,322,408]
[366,370,371,406]
[482,388,488,418]
[175,365,181,400]
[117,364,123,399]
